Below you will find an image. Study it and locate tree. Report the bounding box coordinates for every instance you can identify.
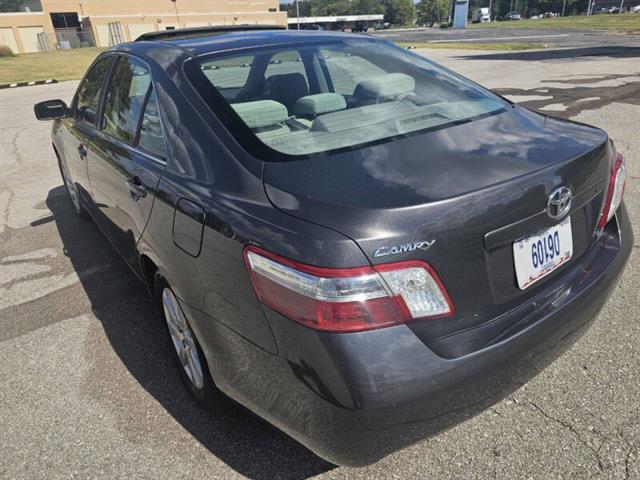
[279,1,311,17]
[417,0,450,25]
[387,0,416,24]
[310,0,353,16]
[352,0,386,15]
[0,0,26,12]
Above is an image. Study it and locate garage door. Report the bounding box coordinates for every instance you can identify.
[18,26,44,53]
[0,28,19,54]
[128,24,155,41]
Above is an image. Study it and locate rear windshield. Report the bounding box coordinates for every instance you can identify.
[189,38,507,158]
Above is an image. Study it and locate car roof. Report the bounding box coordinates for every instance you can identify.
[129,29,376,57]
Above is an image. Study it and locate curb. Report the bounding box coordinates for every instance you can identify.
[0,79,57,90]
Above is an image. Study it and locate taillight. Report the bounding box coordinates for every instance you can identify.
[598,152,626,230]
[243,245,453,332]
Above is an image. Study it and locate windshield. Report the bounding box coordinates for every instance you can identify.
[190,38,507,157]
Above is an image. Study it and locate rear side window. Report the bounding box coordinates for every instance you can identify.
[74,56,113,126]
[137,87,167,159]
[101,56,151,144]
[202,54,254,90]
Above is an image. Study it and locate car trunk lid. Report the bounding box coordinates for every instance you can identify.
[263,107,612,353]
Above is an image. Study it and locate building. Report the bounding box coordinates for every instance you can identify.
[286,14,384,31]
[0,0,285,54]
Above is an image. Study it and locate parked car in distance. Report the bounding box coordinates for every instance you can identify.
[472,7,491,22]
[506,11,522,20]
[374,21,392,29]
[595,6,620,13]
[351,20,369,32]
[34,26,632,467]
[632,4,640,12]
[304,23,325,31]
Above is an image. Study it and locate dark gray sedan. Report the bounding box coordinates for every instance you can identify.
[34,27,632,466]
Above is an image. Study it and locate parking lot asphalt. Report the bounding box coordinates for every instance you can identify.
[374,26,640,49]
[1,47,639,480]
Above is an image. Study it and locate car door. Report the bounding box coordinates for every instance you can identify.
[86,54,167,269]
[58,55,115,207]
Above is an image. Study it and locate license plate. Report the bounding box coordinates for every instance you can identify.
[513,217,573,290]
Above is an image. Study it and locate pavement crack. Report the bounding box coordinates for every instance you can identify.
[9,128,25,166]
[619,429,639,480]
[526,398,605,473]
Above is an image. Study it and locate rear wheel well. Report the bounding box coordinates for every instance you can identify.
[139,255,159,298]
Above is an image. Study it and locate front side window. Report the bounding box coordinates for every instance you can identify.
[101,56,151,144]
[75,56,114,126]
[191,39,507,158]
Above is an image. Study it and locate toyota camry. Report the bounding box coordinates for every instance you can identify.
[34,26,632,466]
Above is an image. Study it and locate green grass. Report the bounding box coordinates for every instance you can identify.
[0,48,105,84]
[399,42,545,50]
[469,13,640,32]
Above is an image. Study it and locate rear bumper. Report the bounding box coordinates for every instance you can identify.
[188,204,633,467]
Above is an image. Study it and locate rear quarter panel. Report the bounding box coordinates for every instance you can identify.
[137,46,369,359]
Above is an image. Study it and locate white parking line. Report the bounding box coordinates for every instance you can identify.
[427,34,571,43]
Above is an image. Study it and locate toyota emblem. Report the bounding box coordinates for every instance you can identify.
[547,186,572,219]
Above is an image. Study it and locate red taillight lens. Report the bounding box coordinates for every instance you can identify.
[243,246,453,332]
[598,152,626,230]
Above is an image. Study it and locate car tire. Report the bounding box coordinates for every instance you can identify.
[55,151,89,219]
[154,275,221,409]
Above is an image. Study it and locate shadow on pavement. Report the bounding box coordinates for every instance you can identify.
[46,186,335,480]
[460,46,640,61]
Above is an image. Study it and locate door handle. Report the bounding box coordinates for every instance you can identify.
[126,176,147,198]
[77,144,87,159]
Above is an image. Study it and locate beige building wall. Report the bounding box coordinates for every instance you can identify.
[41,0,281,17]
[17,25,44,52]
[0,27,20,53]
[93,23,110,47]
[0,0,285,53]
[0,12,48,54]
[127,23,156,41]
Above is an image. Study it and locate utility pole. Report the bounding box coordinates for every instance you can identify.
[619,0,625,12]
[296,0,300,30]
[488,0,493,21]
[561,0,566,16]
[171,0,181,26]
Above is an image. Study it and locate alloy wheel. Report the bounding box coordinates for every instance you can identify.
[162,288,205,389]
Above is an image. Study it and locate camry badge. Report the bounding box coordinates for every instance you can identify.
[373,240,436,258]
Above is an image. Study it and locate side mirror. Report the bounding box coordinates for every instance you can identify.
[34,99,69,121]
